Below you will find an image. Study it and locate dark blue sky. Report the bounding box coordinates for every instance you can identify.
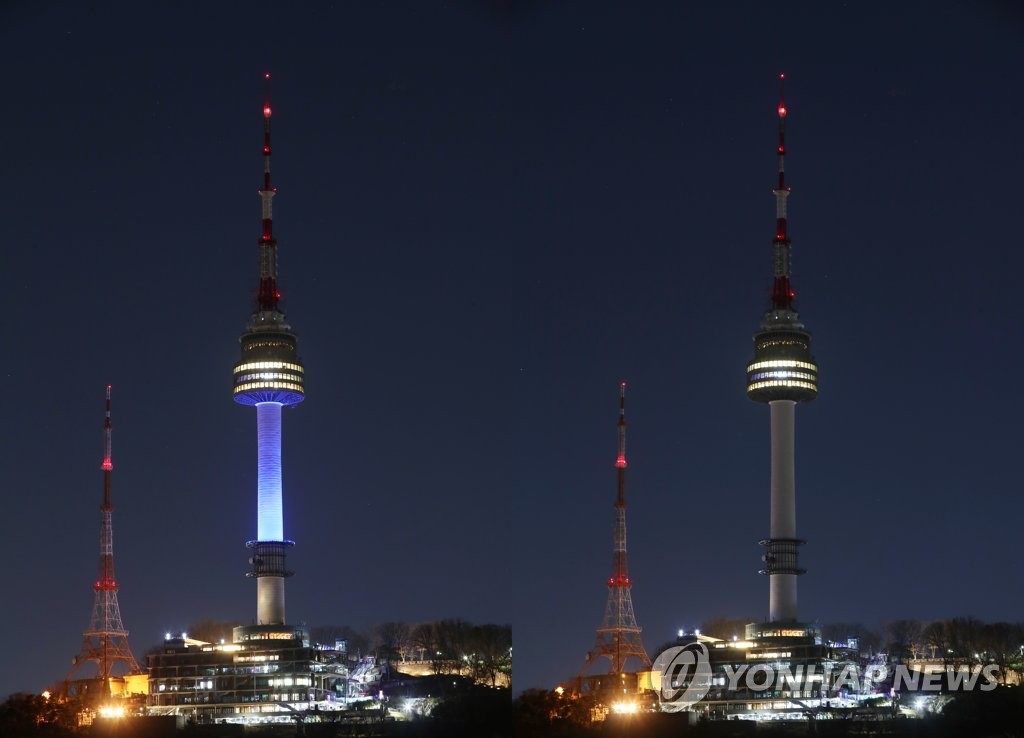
[2,1,1022,699]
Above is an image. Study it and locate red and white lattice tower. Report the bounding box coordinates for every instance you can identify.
[67,386,140,684]
[579,383,652,680]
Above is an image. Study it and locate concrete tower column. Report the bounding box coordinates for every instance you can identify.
[769,400,797,622]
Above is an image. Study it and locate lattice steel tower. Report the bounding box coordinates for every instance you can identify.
[67,386,141,682]
[580,383,651,677]
[232,75,305,626]
[745,75,819,623]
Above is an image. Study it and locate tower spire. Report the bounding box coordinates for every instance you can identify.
[771,73,794,312]
[102,384,112,470]
[100,385,114,583]
[67,386,140,686]
[576,384,650,690]
[613,381,627,559]
[615,381,626,477]
[257,72,281,315]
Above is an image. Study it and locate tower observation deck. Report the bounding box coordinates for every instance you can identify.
[746,76,818,404]
[745,76,818,624]
[232,75,305,627]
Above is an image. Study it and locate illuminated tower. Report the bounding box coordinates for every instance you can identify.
[579,383,651,679]
[745,75,818,624]
[67,386,141,683]
[232,75,305,626]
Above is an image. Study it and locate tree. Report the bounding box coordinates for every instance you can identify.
[947,616,984,664]
[185,618,238,645]
[310,624,370,658]
[440,619,475,675]
[512,688,595,736]
[822,622,882,654]
[470,624,512,687]
[980,622,1024,684]
[512,689,560,734]
[0,693,78,738]
[884,619,923,661]
[412,622,444,674]
[922,620,950,662]
[373,621,412,663]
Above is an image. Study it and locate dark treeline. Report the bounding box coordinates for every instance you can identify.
[654,616,1024,681]
[0,690,513,738]
[513,687,1024,737]
[310,619,512,687]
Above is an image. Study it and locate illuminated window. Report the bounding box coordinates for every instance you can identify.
[236,372,304,383]
[747,359,817,372]
[747,380,817,392]
[234,381,305,394]
[235,361,304,374]
[749,370,816,383]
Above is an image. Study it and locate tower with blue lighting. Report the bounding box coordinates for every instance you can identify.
[745,75,818,625]
[232,75,305,626]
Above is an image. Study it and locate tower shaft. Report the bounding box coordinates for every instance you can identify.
[68,387,140,683]
[257,401,284,541]
[768,400,798,622]
[254,401,287,625]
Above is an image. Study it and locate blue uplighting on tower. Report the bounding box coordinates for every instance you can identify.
[256,402,284,542]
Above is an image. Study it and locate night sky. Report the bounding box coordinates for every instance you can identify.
[2,1,1023,700]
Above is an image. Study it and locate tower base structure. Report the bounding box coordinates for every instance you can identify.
[756,399,807,623]
[246,539,294,625]
[658,622,875,721]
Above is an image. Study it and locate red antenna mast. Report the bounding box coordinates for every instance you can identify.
[575,383,651,691]
[771,73,795,311]
[66,386,141,688]
[257,73,282,313]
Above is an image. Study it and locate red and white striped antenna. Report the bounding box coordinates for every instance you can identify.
[102,384,113,475]
[615,381,627,473]
[257,72,281,313]
[771,73,795,311]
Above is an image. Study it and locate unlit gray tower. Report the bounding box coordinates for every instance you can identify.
[745,76,818,624]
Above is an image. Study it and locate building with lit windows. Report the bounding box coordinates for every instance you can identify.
[147,627,348,722]
[664,627,867,720]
